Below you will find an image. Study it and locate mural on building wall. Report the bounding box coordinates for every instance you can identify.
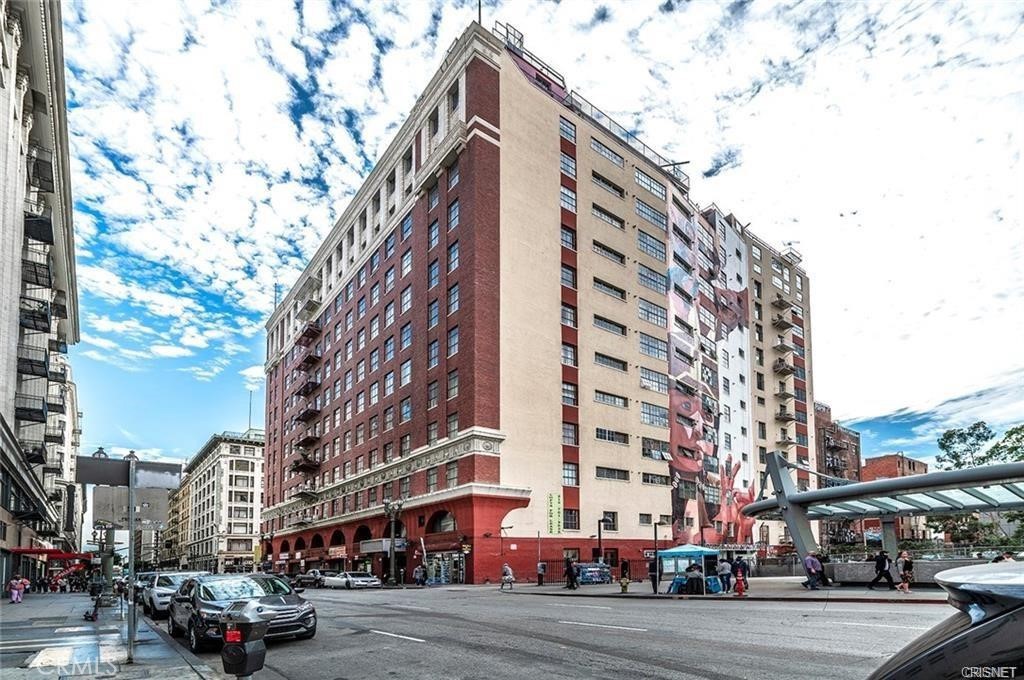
[664,200,754,546]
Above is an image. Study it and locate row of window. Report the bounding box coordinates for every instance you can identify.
[560,462,672,487]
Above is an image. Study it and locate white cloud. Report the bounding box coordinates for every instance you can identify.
[81,334,118,350]
[150,344,193,358]
[239,364,265,391]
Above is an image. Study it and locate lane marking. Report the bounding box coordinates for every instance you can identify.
[829,621,930,630]
[370,630,426,642]
[390,604,431,610]
[557,620,648,632]
[547,603,613,610]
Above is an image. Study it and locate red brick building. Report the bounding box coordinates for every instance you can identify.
[813,402,862,547]
[861,453,930,540]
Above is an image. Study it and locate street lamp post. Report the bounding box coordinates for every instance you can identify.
[383,498,404,586]
[653,521,667,593]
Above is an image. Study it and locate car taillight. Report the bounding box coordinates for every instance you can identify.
[224,629,243,643]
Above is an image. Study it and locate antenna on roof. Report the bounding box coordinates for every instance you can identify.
[477,0,482,25]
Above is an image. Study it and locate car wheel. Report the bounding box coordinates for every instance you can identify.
[187,622,206,653]
[294,624,316,640]
[167,612,181,637]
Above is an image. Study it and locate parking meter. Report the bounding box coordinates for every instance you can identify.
[219,600,276,678]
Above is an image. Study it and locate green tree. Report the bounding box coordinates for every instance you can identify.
[935,421,995,469]
[981,424,1024,465]
[926,515,1000,544]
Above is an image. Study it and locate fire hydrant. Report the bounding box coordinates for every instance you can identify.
[619,577,630,593]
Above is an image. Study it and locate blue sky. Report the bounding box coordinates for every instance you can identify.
[61,0,1023,468]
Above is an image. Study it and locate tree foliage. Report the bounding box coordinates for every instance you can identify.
[926,515,1000,545]
[981,423,1024,465]
[935,421,995,469]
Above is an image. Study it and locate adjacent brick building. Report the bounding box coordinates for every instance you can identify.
[260,23,818,583]
[814,401,862,547]
[861,452,930,541]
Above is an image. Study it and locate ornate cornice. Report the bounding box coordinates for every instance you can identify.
[263,427,504,521]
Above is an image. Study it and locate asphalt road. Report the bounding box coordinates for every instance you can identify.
[154,585,952,680]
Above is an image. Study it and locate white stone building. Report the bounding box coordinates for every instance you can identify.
[1,0,81,584]
[184,430,264,573]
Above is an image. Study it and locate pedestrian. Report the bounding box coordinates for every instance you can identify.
[991,551,1015,563]
[818,553,832,587]
[801,550,822,590]
[867,550,897,590]
[896,550,914,593]
[684,563,704,594]
[716,558,733,592]
[8,574,26,603]
[59,577,68,593]
[500,563,515,591]
[647,557,659,594]
[733,557,749,591]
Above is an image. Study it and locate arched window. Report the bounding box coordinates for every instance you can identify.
[329,530,345,546]
[294,536,307,551]
[311,533,325,548]
[427,511,457,533]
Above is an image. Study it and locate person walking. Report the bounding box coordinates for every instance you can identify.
[867,550,897,590]
[801,550,822,590]
[716,558,733,593]
[500,563,515,591]
[896,551,914,593]
[8,574,26,604]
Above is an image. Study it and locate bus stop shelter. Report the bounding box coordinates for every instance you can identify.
[743,453,1024,559]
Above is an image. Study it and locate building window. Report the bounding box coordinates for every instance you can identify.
[560,186,577,213]
[642,437,671,461]
[447,241,460,272]
[594,352,627,372]
[561,303,577,328]
[592,172,624,198]
[427,421,439,444]
[562,422,579,446]
[400,359,412,386]
[642,472,670,486]
[447,283,459,314]
[593,278,626,301]
[428,260,440,288]
[594,390,628,408]
[635,198,667,230]
[448,200,460,229]
[448,162,459,189]
[601,511,619,530]
[427,467,438,493]
[562,462,579,486]
[447,369,458,399]
[596,428,629,445]
[446,412,459,435]
[637,230,666,261]
[401,213,413,240]
[445,461,458,488]
[400,322,412,349]
[640,402,669,427]
[639,513,653,526]
[447,326,459,356]
[634,168,667,200]
[561,264,577,289]
[592,240,625,265]
[638,298,668,327]
[561,343,577,367]
[590,137,624,166]
[427,381,439,409]
[639,333,668,361]
[559,117,576,143]
[400,397,412,422]
[401,286,413,312]
[428,300,440,329]
[562,382,578,406]
[638,264,669,294]
[400,434,411,456]
[427,340,440,368]
[593,315,626,336]
[561,226,577,250]
[639,367,668,393]
[428,220,439,250]
[560,151,577,178]
[592,203,625,230]
[563,509,580,531]
[401,249,413,277]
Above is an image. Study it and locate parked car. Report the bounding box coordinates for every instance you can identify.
[321,571,382,589]
[576,562,613,585]
[142,572,208,618]
[167,574,316,653]
[868,561,1024,678]
[293,569,336,588]
[134,572,157,603]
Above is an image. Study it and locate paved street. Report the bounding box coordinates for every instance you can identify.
[156,585,952,680]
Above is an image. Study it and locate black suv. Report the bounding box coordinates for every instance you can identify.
[167,573,316,653]
[869,561,1024,678]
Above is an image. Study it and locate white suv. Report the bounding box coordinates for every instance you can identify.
[142,572,208,617]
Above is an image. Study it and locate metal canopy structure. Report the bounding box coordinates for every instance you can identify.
[743,453,1024,558]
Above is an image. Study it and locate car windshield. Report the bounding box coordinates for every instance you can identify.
[198,577,292,601]
[322,571,337,577]
[346,572,373,578]
[156,574,190,587]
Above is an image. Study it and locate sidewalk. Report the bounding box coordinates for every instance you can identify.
[0,592,216,679]
[514,576,950,604]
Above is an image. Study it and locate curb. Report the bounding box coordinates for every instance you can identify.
[513,590,950,605]
[145,618,220,678]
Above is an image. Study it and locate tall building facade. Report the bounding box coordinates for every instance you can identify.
[1,0,81,584]
[160,481,190,568]
[183,430,264,573]
[261,23,816,583]
[814,401,861,547]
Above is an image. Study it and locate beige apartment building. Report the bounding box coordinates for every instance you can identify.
[260,22,817,583]
[1,0,82,584]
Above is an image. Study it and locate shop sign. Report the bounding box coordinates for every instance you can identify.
[328,546,348,558]
[643,550,655,558]
[279,552,290,560]
[294,551,302,559]
[546,493,563,534]
[359,538,408,554]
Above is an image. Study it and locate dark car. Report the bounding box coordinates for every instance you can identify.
[868,561,1024,679]
[167,574,316,653]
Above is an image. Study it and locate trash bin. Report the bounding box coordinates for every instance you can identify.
[218,600,277,678]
